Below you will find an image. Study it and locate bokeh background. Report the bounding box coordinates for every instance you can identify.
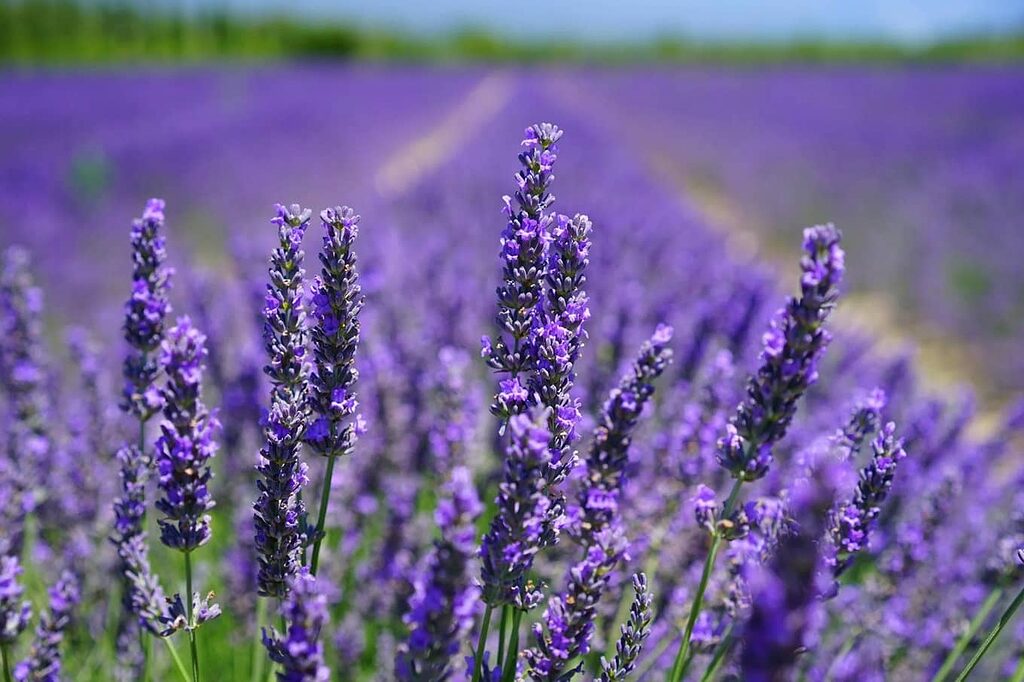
[2,0,1023,404]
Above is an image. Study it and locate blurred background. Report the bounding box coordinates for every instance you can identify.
[1,0,1023,404]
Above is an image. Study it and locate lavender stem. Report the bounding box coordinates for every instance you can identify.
[1,645,11,682]
[669,478,744,682]
[932,585,1004,682]
[954,584,1024,682]
[497,605,510,669]
[185,552,199,681]
[161,637,191,682]
[309,454,337,576]
[501,610,522,682]
[471,604,494,682]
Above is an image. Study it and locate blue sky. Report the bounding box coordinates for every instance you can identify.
[195,0,1024,43]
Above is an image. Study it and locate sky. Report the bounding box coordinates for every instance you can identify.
[197,0,1024,44]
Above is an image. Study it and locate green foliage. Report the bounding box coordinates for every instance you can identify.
[2,0,1024,65]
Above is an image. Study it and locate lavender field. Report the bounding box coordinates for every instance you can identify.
[0,66,1022,681]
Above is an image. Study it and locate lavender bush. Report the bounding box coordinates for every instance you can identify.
[0,79,1021,682]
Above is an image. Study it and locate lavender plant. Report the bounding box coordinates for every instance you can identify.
[395,466,482,680]
[254,204,313,600]
[669,223,845,681]
[262,569,330,682]
[306,206,365,576]
[0,557,31,682]
[154,317,222,680]
[524,325,673,678]
[13,571,79,682]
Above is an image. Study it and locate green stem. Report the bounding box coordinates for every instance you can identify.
[309,454,338,576]
[250,598,267,682]
[701,624,735,682]
[501,610,523,682]
[668,479,744,682]
[955,583,1024,682]
[184,552,200,682]
[472,604,494,682]
[932,585,1004,682]
[141,627,151,682]
[161,637,192,682]
[497,605,510,670]
[2,644,12,682]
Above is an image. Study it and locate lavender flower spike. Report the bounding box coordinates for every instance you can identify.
[254,203,313,598]
[525,326,673,678]
[396,467,482,680]
[111,445,171,636]
[826,421,908,581]
[263,569,330,682]
[741,465,840,682]
[599,573,653,682]
[482,123,563,423]
[0,556,31,647]
[306,206,365,574]
[307,205,364,460]
[155,317,220,553]
[122,198,174,420]
[718,224,844,481]
[480,411,561,611]
[14,571,79,682]
[0,248,49,556]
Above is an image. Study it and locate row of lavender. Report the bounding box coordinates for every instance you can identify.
[576,67,1024,394]
[1,88,1023,681]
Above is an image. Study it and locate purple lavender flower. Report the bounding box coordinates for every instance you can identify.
[122,198,174,421]
[426,347,478,475]
[155,317,220,553]
[396,466,482,680]
[525,326,673,678]
[262,569,330,682]
[110,445,170,636]
[826,421,908,580]
[481,123,563,424]
[0,247,50,534]
[599,573,653,682]
[0,556,31,647]
[305,206,366,573]
[833,388,887,461]
[740,464,839,681]
[306,206,364,460]
[254,203,313,598]
[14,571,79,682]
[479,411,561,611]
[718,224,845,481]
[532,212,592,464]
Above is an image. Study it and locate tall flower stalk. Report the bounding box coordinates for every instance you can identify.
[477,122,592,681]
[154,318,222,680]
[305,206,365,576]
[116,198,174,680]
[262,569,330,681]
[396,467,482,680]
[668,224,845,682]
[524,325,673,679]
[254,203,312,600]
[14,571,79,682]
[0,557,31,682]
[0,247,51,533]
